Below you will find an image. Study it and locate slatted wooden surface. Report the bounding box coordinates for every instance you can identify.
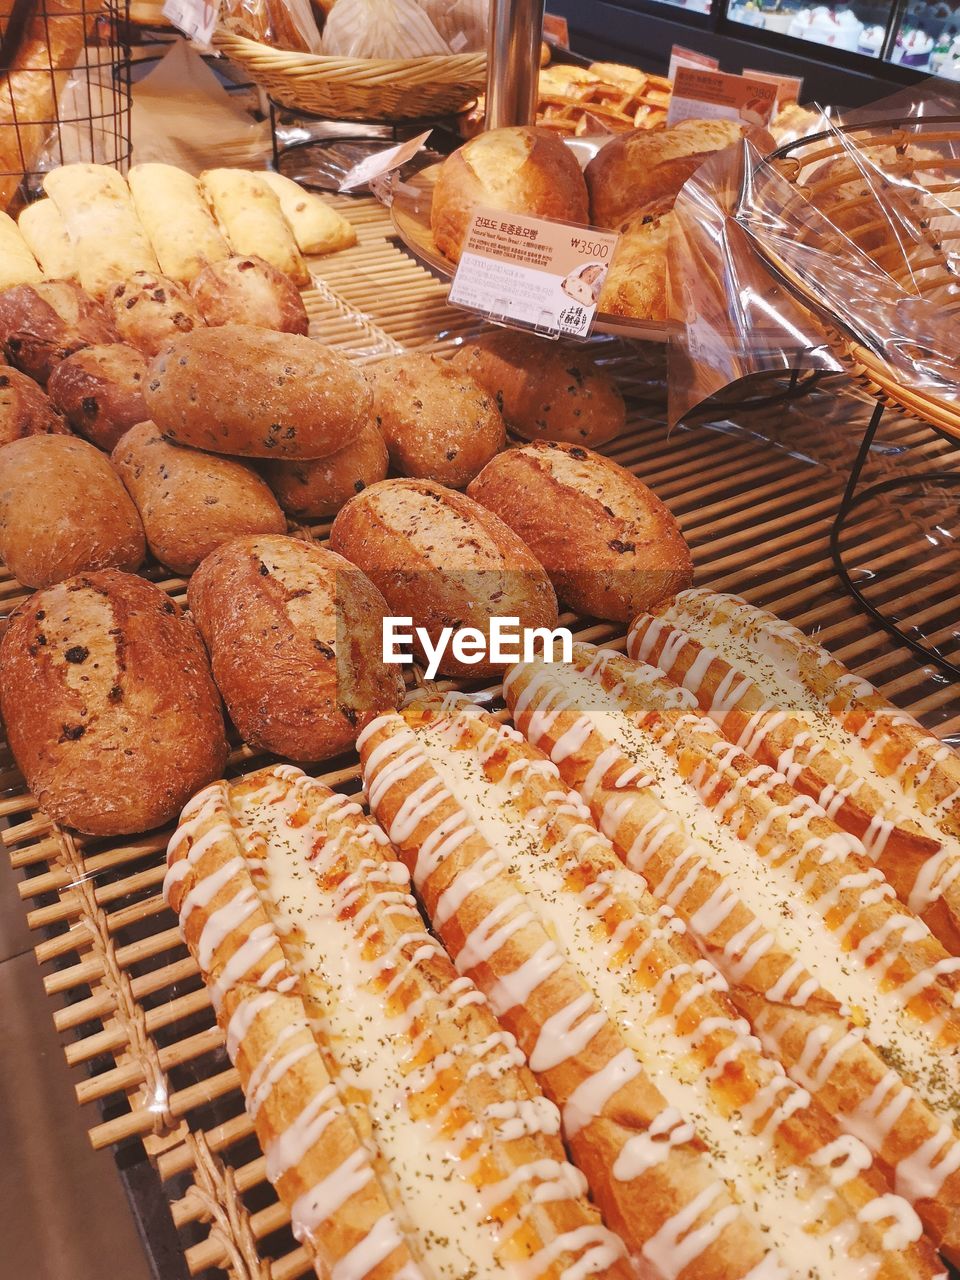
[3,196,960,1280]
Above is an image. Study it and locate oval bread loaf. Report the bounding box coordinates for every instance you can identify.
[0,280,118,383]
[47,343,148,450]
[450,331,625,447]
[187,535,404,762]
[108,272,204,358]
[0,435,145,587]
[0,570,227,835]
[261,420,388,519]
[112,423,286,575]
[329,478,559,677]
[145,325,371,459]
[189,255,309,334]
[370,353,504,488]
[467,440,692,621]
[0,367,69,442]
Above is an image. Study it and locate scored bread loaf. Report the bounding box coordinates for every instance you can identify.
[0,366,69,443]
[18,200,78,281]
[127,163,230,284]
[200,169,309,286]
[189,255,309,334]
[47,343,148,451]
[0,280,118,383]
[1,570,227,835]
[107,272,204,358]
[260,421,388,519]
[187,535,404,762]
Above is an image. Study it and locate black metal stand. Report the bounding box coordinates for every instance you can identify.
[829,398,960,680]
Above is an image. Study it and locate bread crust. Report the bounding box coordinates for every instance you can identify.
[112,422,286,575]
[467,440,691,622]
[261,421,388,519]
[107,271,205,358]
[0,280,117,383]
[598,208,673,322]
[187,534,403,762]
[329,478,558,677]
[449,331,626,446]
[0,570,226,835]
[0,434,144,587]
[0,366,69,442]
[189,255,309,334]
[145,325,371,460]
[47,343,147,450]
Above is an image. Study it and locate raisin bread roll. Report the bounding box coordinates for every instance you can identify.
[189,255,308,334]
[108,272,205,358]
[0,367,69,443]
[47,343,148,450]
[261,420,388,519]
[0,280,118,383]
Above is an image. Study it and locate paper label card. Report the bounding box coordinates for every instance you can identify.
[667,66,778,127]
[668,45,720,82]
[163,0,220,45]
[448,208,619,339]
[543,14,570,48]
[743,68,804,106]
[338,131,433,193]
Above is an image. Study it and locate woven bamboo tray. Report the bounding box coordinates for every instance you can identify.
[213,31,485,120]
[3,194,960,1280]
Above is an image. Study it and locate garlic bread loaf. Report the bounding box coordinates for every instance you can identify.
[0,280,118,383]
[0,367,69,443]
[47,343,149,450]
[0,435,144,587]
[187,535,404,761]
[112,423,286,575]
[145,325,371,459]
[0,570,227,834]
[189,255,308,334]
[261,420,388,519]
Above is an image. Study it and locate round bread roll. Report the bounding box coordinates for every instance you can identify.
[0,435,145,588]
[369,353,504,488]
[187,535,404,762]
[450,331,625,446]
[0,367,69,443]
[261,421,388,519]
[0,570,227,835]
[145,325,371,460]
[467,440,692,622]
[329,478,558,678]
[112,422,286,575]
[0,280,118,383]
[108,272,205,358]
[431,126,589,263]
[47,343,149,451]
[190,255,309,334]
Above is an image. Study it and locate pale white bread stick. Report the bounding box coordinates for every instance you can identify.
[43,164,159,298]
[504,646,960,1261]
[0,211,42,288]
[258,171,356,256]
[128,164,230,284]
[18,201,77,280]
[199,169,309,286]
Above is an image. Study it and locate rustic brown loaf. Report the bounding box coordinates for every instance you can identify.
[597,205,673,322]
[187,535,404,761]
[189,255,309,334]
[260,420,388,519]
[431,126,590,263]
[329,478,559,677]
[0,280,118,383]
[47,344,149,450]
[450,330,626,446]
[0,366,69,442]
[0,570,227,834]
[467,440,692,621]
[0,435,145,587]
[112,423,286,576]
[107,272,205,358]
[145,325,371,459]
[369,353,504,488]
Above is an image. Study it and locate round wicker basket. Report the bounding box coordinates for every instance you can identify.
[213,31,486,120]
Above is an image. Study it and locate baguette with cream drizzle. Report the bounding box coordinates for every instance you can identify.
[360,697,941,1280]
[504,647,960,1260]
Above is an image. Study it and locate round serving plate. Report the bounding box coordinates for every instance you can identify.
[389,162,680,343]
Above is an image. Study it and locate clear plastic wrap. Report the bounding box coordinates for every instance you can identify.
[320,0,487,56]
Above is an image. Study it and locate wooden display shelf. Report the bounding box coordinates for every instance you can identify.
[2,195,960,1280]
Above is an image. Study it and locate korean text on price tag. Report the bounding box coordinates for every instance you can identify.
[448,208,620,339]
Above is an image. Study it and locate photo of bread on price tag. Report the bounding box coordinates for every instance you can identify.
[561,261,609,306]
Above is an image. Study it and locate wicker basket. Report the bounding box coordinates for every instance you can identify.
[213,31,486,120]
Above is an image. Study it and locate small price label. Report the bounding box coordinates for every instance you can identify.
[448,208,620,339]
[163,0,219,45]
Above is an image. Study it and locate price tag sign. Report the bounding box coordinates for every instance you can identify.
[667,66,778,127]
[449,209,619,339]
[338,131,433,193]
[163,0,219,45]
[668,44,720,82]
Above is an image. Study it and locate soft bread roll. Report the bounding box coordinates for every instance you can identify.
[199,169,309,286]
[257,172,356,255]
[0,367,69,442]
[112,422,286,575]
[450,330,625,446]
[189,255,308,333]
[431,126,589,263]
[369,352,504,488]
[261,421,388,519]
[47,344,148,451]
[0,280,117,383]
[0,211,42,288]
[0,434,144,587]
[107,272,204,358]
[127,163,230,283]
[18,200,77,280]
[0,571,227,835]
[44,164,160,298]
[145,325,371,460]
[597,205,674,322]
[467,440,692,621]
[585,119,743,228]
[187,535,404,761]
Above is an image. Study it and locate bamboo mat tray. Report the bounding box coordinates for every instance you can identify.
[3,195,960,1280]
